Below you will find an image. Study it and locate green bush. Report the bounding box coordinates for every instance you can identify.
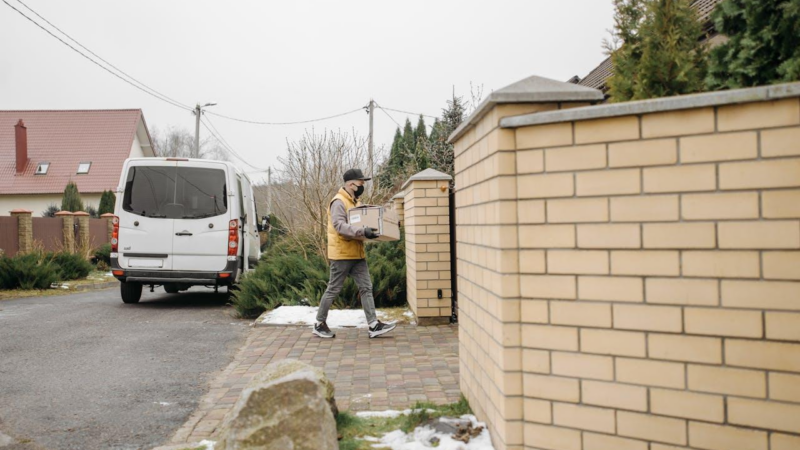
[94,243,112,266]
[0,251,93,290]
[232,233,408,319]
[0,252,60,290]
[51,252,93,281]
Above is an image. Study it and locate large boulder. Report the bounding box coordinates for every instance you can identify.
[215,359,339,450]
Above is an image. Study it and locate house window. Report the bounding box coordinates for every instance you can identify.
[35,162,50,175]
[77,162,91,174]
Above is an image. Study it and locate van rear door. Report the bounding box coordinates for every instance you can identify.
[171,162,231,272]
[119,160,177,270]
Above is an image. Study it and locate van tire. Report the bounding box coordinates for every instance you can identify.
[121,282,143,304]
[163,284,180,294]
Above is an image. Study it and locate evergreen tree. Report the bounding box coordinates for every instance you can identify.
[61,181,84,212]
[607,0,707,102]
[401,119,415,160]
[606,0,646,102]
[424,94,467,176]
[706,0,800,90]
[378,128,405,189]
[414,115,427,141]
[98,190,116,215]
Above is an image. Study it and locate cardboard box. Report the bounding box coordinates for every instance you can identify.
[348,205,400,242]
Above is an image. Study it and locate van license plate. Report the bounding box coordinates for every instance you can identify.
[128,259,163,268]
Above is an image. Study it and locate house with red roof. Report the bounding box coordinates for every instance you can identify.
[0,109,156,216]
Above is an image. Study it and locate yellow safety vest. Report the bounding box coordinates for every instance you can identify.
[326,188,366,260]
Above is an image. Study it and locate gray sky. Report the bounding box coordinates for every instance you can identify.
[1,0,614,182]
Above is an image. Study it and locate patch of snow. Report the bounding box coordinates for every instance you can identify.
[154,401,171,406]
[403,310,414,318]
[370,415,494,450]
[257,305,390,329]
[197,440,215,450]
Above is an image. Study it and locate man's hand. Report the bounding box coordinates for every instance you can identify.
[364,227,379,239]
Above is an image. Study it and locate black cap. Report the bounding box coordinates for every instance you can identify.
[343,168,371,182]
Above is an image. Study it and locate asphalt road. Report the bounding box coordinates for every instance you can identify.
[0,286,251,450]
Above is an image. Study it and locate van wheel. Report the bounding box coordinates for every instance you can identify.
[121,282,143,304]
[163,284,180,294]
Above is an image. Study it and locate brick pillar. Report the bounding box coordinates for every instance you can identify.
[10,209,32,254]
[73,211,90,250]
[55,211,75,253]
[401,169,453,326]
[100,213,115,243]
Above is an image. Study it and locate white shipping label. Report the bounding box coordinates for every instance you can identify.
[350,214,362,224]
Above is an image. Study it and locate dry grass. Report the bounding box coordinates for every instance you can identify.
[0,270,115,301]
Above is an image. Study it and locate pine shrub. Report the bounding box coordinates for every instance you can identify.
[232,233,408,318]
[706,0,800,90]
[50,252,93,280]
[98,190,116,216]
[94,243,112,266]
[61,181,84,212]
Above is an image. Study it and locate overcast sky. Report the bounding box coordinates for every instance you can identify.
[1,0,614,182]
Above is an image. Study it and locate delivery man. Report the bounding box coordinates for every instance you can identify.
[314,168,397,339]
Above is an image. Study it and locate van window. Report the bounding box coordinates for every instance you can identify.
[123,166,227,219]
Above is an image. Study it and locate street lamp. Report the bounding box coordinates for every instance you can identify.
[193,102,217,158]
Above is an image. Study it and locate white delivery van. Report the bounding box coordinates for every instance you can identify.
[110,157,266,303]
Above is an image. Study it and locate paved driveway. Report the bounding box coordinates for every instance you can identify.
[0,286,249,450]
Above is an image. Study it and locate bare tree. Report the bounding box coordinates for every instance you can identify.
[150,126,229,161]
[273,128,392,259]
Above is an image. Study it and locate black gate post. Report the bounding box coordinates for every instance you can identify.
[448,183,458,324]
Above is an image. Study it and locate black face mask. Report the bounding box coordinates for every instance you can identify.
[354,185,364,198]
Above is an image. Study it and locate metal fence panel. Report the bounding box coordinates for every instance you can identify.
[32,217,65,253]
[0,216,19,257]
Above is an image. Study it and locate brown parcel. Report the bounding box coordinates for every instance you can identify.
[347,205,400,242]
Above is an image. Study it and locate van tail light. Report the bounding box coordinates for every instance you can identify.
[228,219,239,256]
[111,216,120,252]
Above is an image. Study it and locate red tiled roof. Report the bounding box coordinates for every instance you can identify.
[0,109,146,195]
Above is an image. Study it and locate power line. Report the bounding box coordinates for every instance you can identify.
[2,0,193,112]
[378,105,438,120]
[5,0,440,133]
[13,0,193,111]
[375,105,402,129]
[205,106,365,126]
[200,117,268,172]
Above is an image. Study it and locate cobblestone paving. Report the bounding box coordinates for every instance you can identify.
[169,324,460,444]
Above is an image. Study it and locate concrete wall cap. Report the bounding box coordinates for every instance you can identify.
[100,213,115,218]
[500,81,800,129]
[72,211,91,216]
[54,211,74,216]
[448,74,603,143]
[9,209,33,214]
[392,191,406,200]
[401,168,453,190]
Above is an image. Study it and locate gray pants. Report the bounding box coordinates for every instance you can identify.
[316,259,377,324]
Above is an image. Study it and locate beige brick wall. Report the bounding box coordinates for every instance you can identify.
[453,95,800,449]
[403,179,453,324]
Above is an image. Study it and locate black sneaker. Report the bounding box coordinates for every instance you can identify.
[313,321,335,338]
[368,321,396,339]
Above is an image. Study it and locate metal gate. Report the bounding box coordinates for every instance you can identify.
[448,184,458,323]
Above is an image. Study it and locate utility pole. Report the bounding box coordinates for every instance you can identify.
[193,102,217,158]
[267,167,272,215]
[368,99,374,194]
[193,104,201,158]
